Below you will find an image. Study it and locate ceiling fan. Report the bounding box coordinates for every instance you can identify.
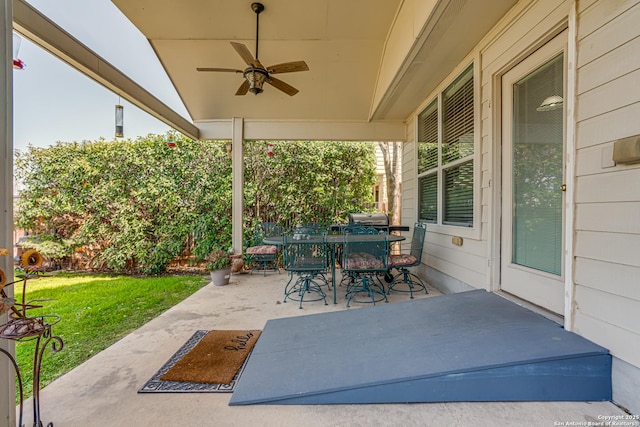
[197,2,309,96]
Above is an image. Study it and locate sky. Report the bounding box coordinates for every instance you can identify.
[12,0,191,152]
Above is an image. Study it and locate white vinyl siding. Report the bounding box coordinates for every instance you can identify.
[573,0,640,369]
[403,0,640,371]
[399,0,640,412]
[478,0,640,369]
[401,118,417,227]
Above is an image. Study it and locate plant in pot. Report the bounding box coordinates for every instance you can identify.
[206,249,233,286]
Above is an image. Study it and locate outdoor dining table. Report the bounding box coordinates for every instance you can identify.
[264,233,406,304]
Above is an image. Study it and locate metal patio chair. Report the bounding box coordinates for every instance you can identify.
[282,230,329,309]
[342,227,389,307]
[246,222,283,276]
[387,223,428,298]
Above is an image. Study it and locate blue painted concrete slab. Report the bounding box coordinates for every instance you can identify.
[229,290,611,405]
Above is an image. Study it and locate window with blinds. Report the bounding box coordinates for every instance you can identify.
[418,99,438,174]
[443,66,474,165]
[419,173,437,222]
[444,160,473,226]
[417,64,475,227]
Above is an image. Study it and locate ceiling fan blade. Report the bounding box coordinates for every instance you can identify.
[267,76,299,96]
[230,42,258,67]
[267,61,309,74]
[235,80,250,96]
[196,67,243,73]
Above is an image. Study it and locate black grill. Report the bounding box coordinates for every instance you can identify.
[348,213,389,226]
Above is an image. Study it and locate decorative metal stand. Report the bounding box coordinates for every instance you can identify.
[1,249,63,427]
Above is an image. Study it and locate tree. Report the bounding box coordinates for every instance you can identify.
[243,140,377,228]
[377,142,402,225]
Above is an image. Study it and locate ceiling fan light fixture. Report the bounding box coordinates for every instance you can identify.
[244,68,268,94]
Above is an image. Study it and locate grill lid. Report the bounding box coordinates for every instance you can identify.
[348,213,389,226]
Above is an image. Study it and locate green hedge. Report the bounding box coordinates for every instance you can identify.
[15,135,376,274]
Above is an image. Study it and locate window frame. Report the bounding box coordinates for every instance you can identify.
[415,61,481,239]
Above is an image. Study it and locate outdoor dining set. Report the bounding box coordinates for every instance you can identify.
[245,218,428,309]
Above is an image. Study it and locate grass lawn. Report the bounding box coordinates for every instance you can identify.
[11,272,209,401]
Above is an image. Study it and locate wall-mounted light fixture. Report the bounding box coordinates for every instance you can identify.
[536,95,563,112]
[613,135,640,164]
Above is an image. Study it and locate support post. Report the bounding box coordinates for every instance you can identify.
[563,1,578,332]
[231,118,245,256]
[1,0,16,425]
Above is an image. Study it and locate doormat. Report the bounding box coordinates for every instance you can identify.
[138,329,261,393]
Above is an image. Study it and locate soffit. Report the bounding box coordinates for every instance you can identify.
[112,0,401,122]
[112,0,519,126]
[371,0,519,120]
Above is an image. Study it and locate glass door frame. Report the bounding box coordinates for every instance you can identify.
[498,30,569,315]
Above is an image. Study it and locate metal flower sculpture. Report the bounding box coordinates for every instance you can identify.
[0,248,63,427]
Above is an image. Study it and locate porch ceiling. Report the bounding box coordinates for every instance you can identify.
[113,0,400,123]
[112,0,518,128]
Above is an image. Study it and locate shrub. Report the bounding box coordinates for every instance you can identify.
[15,136,377,274]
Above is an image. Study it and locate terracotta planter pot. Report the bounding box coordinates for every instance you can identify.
[210,267,231,286]
[230,254,245,273]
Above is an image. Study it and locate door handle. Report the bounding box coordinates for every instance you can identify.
[561,184,567,192]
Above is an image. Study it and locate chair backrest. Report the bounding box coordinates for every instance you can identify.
[341,224,361,235]
[252,222,283,245]
[302,223,325,234]
[343,231,388,273]
[343,225,380,256]
[283,231,327,272]
[294,225,322,236]
[410,223,426,264]
[262,223,283,238]
[342,225,379,236]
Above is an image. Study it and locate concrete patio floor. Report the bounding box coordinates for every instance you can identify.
[21,270,627,426]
